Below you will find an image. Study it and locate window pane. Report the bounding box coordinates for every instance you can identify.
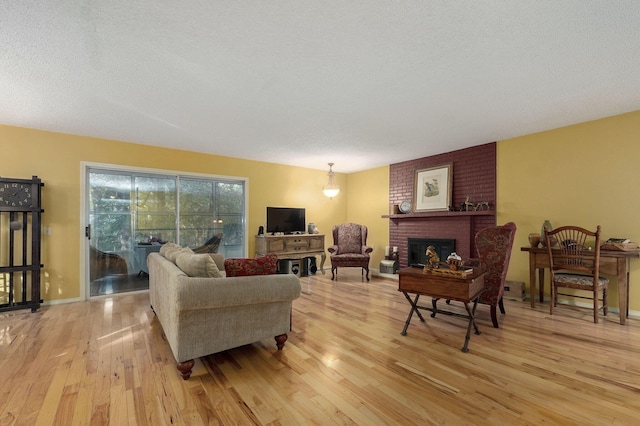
[89,173,131,214]
[180,179,213,213]
[216,182,244,213]
[135,176,176,213]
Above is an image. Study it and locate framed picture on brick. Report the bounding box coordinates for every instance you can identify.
[414,163,452,212]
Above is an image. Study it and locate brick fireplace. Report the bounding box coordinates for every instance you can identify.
[387,143,496,267]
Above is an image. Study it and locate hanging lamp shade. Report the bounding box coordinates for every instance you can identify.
[323,163,340,198]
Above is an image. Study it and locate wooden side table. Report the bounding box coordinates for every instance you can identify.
[398,266,486,352]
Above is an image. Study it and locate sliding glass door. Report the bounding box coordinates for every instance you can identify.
[86,167,246,297]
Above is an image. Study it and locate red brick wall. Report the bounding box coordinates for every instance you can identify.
[388,143,496,265]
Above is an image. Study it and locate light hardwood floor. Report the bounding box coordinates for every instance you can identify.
[2,269,640,425]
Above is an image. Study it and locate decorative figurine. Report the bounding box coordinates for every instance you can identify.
[446,252,462,270]
[464,196,474,212]
[425,245,440,268]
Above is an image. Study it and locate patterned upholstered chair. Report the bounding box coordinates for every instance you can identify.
[463,222,517,328]
[327,223,373,281]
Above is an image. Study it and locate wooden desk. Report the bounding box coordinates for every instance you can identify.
[398,266,486,352]
[520,246,640,325]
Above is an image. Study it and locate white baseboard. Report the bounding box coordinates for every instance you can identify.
[526,294,639,319]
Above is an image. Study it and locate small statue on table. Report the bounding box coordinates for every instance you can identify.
[446,252,463,270]
[425,245,440,268]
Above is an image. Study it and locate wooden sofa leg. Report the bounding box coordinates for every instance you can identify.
[177,359,195,380]
[275,333,288,350]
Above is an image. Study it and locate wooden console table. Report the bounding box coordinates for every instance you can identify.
[256,234,326,294]
[520,246,640,325]
[398,266,486,352]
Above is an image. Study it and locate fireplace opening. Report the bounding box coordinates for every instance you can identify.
[407,238,456,267]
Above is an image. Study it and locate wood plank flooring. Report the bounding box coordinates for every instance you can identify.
[1,269,640,425]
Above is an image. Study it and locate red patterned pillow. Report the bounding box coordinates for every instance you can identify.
[224,254,278,277]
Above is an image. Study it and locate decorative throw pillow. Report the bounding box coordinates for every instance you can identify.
[224,254,278,277]
[166,247,193,263]
[160,242,181,258]
[176,252,222,278]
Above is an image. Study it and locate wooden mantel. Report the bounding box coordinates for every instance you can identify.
[382,210,495,220]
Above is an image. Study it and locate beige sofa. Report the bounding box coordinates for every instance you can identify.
[148,251,301,379]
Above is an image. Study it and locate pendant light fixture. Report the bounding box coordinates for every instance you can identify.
[322,163,340,198]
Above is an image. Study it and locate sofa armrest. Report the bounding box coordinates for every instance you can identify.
[174,274,301,311]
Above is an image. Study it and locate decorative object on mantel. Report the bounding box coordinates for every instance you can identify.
[398,199,412,213]
[460,196,490,212]
[463,196,474,212]
[414,163,452,212]
[475,201,490,211]
[322,163,340,198]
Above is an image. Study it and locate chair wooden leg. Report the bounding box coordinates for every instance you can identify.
[490,305,499,328]
[498,297,506,314]
[364,267,369,281]
[593,288,599,323]
[331,267,337,280]
[603,287,608,316]
[549,283,555,316]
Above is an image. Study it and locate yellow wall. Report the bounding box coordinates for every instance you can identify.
[0,124,348,302]
[4,109,640,311]
[497,110,640,311]
[345,166,390,270]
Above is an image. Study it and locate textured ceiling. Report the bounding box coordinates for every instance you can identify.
[1,1,640,173]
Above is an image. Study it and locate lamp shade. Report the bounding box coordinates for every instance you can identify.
[323,163,340,198]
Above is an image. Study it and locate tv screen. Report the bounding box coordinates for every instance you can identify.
[266,207,306,234]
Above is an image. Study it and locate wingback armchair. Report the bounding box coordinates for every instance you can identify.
[467,222,517,328]
[327,223,373,281]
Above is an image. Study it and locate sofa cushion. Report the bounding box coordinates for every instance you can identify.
[166,247,193,263]
[176,252,223,278]
[224,254,278,277]
[160,242,181,258]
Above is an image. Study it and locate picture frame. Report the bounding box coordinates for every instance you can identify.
[414,164,453,212]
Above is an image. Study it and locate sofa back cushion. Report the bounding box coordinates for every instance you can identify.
[224,254,278,277]
[176,252,223,278]
[159,242,181,258]
[166,247,193,263]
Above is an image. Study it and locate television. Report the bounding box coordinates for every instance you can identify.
[266,207,306,234]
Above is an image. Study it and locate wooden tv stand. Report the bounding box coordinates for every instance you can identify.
[255,234,326,274]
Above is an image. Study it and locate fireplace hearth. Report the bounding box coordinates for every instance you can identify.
[407,238,456,267]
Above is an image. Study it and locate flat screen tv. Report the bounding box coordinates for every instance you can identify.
[266,207,306,234]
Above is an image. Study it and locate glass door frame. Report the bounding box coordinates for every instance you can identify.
[80,161,249,300]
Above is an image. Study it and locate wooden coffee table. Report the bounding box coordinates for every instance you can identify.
[398,266,486,352]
